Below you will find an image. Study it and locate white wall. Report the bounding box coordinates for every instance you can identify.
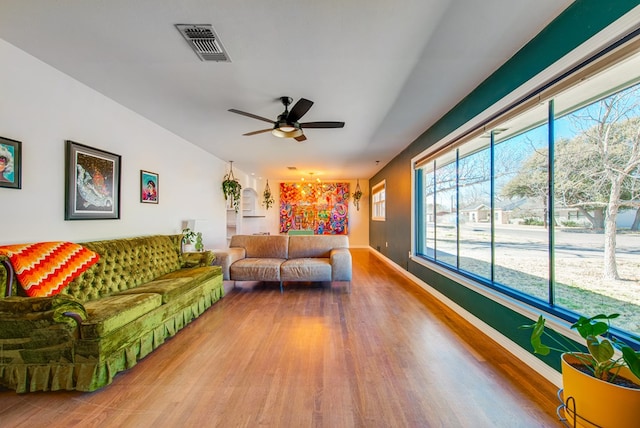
[0,39,368,249]
[0,39,237,249]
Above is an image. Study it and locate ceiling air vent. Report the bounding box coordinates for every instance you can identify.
[175,24,230,62]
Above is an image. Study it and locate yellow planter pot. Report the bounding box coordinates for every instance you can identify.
[561,353,640,428]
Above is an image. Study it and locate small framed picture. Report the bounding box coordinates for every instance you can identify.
[65,140,121,220]
[0,136,22,189]
[140,170,159,204]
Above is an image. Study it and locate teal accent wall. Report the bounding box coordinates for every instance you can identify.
[369,0,638,371]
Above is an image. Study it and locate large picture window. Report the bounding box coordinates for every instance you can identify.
[414,38,640,336]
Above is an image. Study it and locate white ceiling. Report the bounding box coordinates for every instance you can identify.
[0,0,574,180]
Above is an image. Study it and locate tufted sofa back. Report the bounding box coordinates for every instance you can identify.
[60,235,183,302]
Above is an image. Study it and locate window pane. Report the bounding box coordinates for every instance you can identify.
[434,155,457,266]
[553,76,640,334]
[422,164,436,259]
[494,109,549,300]
[412,38,640,338]
[458,142,492,279]
[372,182,386,220]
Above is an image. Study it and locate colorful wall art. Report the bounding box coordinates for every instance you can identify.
[280,182,349,235]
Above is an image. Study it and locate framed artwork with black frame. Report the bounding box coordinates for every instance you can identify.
[65,140,121,220]
[0,136,22,189]
[140,170,159,204]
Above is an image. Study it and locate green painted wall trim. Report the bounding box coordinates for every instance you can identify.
[370,0,637,374]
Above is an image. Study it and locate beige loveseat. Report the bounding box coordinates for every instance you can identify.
[214,235,352,292]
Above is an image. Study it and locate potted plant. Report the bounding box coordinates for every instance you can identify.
[521,313,640,427]
[262,180,274,210]
[222,162,242,213]
[352,179,363,211]
[181,228,197,252]
[352,188,363,211]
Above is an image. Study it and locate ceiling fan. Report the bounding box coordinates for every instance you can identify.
[228,96,345,142]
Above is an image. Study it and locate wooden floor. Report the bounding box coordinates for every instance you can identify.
[0,249,561,427]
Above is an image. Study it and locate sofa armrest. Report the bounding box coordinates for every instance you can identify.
[0,294,86,368]
[211,247,246,280]
[330,248,352,281]
[181,250,216,268]
[0,256,22,297]
[0,294,87,337]
[0,293,82,312]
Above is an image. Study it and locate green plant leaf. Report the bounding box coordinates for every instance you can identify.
[586,335,614,363]
[620,346,640,380]
[571,314,613,339]
[571,316,591,338]
[590,321,609,337]
[527,315,551,355]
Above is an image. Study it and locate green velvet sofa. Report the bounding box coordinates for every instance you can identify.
[0,234,223,393]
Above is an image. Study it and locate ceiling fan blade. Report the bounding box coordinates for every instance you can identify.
[300,121,345,129]
[243,128,273,136]
[287,98,314,122]
[228,109,274,124]
[294,134,307,142]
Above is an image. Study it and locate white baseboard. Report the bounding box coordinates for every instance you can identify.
[367,247,562,388]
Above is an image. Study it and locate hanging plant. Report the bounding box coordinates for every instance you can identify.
[352,179,363,211]
[263,180,275,210]
[222,161,242,213]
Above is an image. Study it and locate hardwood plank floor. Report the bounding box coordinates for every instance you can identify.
[0,249,561,427]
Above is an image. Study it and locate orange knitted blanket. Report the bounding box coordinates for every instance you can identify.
[0,242,99,297]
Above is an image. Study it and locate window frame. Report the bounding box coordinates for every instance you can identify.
[371,180,386,221]
[410,23,640,339]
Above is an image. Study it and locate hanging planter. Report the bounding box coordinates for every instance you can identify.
[222,161,242,213]
[352,179,363,211]
[263,180,275,210]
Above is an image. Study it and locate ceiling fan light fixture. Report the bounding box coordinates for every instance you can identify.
[272,122,303,138]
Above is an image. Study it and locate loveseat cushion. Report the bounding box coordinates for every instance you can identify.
[81,293,162,339]
[229,235,289,259]
[280,258,332,282]
[288,235,349,258]
[230,258,285,281]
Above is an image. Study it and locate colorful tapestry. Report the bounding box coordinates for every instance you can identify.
[280,182,349,235]
[0,242,100,297]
